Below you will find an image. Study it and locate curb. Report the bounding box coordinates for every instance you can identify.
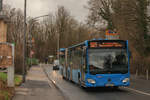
[42,65,70,100]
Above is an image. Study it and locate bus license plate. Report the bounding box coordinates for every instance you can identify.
[105,84,114,87]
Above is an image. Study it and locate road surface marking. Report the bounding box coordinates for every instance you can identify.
[124,87,150,96]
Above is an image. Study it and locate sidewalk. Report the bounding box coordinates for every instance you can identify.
[13,65,65,100]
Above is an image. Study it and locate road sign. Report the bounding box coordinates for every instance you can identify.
[30,50,34,57]
[105,30,119,40]
[0,43,14,68]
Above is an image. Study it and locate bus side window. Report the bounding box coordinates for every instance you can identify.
[82,48,87,73]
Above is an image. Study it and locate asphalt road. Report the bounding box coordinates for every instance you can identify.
[43,64,150,100]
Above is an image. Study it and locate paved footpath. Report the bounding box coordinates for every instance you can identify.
[13,65,65,100]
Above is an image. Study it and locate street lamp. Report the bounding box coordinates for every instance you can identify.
[27,14,49,66]
[28,14,49,42]
[28,14,49,48]
[0,0,3,12]
[23,0,27,83]
[31,15,49,20]
[57,30,60,61]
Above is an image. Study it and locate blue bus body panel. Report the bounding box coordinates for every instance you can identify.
[85,74,130,87]
[127,40,130,76]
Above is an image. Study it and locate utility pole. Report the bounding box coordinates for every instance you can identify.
[57,31,60,61]
[23,0,27,83]
[0,0,2,12]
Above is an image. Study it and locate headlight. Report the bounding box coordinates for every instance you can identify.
[87,79,96,84]
[122,78,130,83]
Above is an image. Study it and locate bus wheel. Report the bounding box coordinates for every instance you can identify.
[78,73,81,86]
[78,77,82,87]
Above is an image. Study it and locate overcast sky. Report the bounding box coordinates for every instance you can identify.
[4,0,89,22]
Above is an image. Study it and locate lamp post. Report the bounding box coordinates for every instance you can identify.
[27,14,49,66]
[57,31,60,61]
[23,0,49,83]
[23,0,27,83]
[0,0,3,12]
[28,15,49,44]
[28,15,49,47]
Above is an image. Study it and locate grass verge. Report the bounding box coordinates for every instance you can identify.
[0,90,11,100]
[0,72,22,100]
[0,72,22,86]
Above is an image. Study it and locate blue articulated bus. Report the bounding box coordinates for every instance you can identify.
[60,39,130,88]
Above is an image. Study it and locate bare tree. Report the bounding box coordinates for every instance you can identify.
[4,4,92,72]
[87,0,114,30]
[3,5,24,73]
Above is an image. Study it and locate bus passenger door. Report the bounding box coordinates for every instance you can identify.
[65,49,68,78]
[81,48,86,82]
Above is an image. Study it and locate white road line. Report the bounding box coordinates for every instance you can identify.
[124,87,150,96]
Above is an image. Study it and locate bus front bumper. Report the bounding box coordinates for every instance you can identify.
[84,74,130,88]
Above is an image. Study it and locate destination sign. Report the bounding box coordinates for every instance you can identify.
[89,41,126,48]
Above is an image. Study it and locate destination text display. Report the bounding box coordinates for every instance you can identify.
[89,41,126,49]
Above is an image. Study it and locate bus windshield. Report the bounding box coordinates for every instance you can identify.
[88,49,128,75]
